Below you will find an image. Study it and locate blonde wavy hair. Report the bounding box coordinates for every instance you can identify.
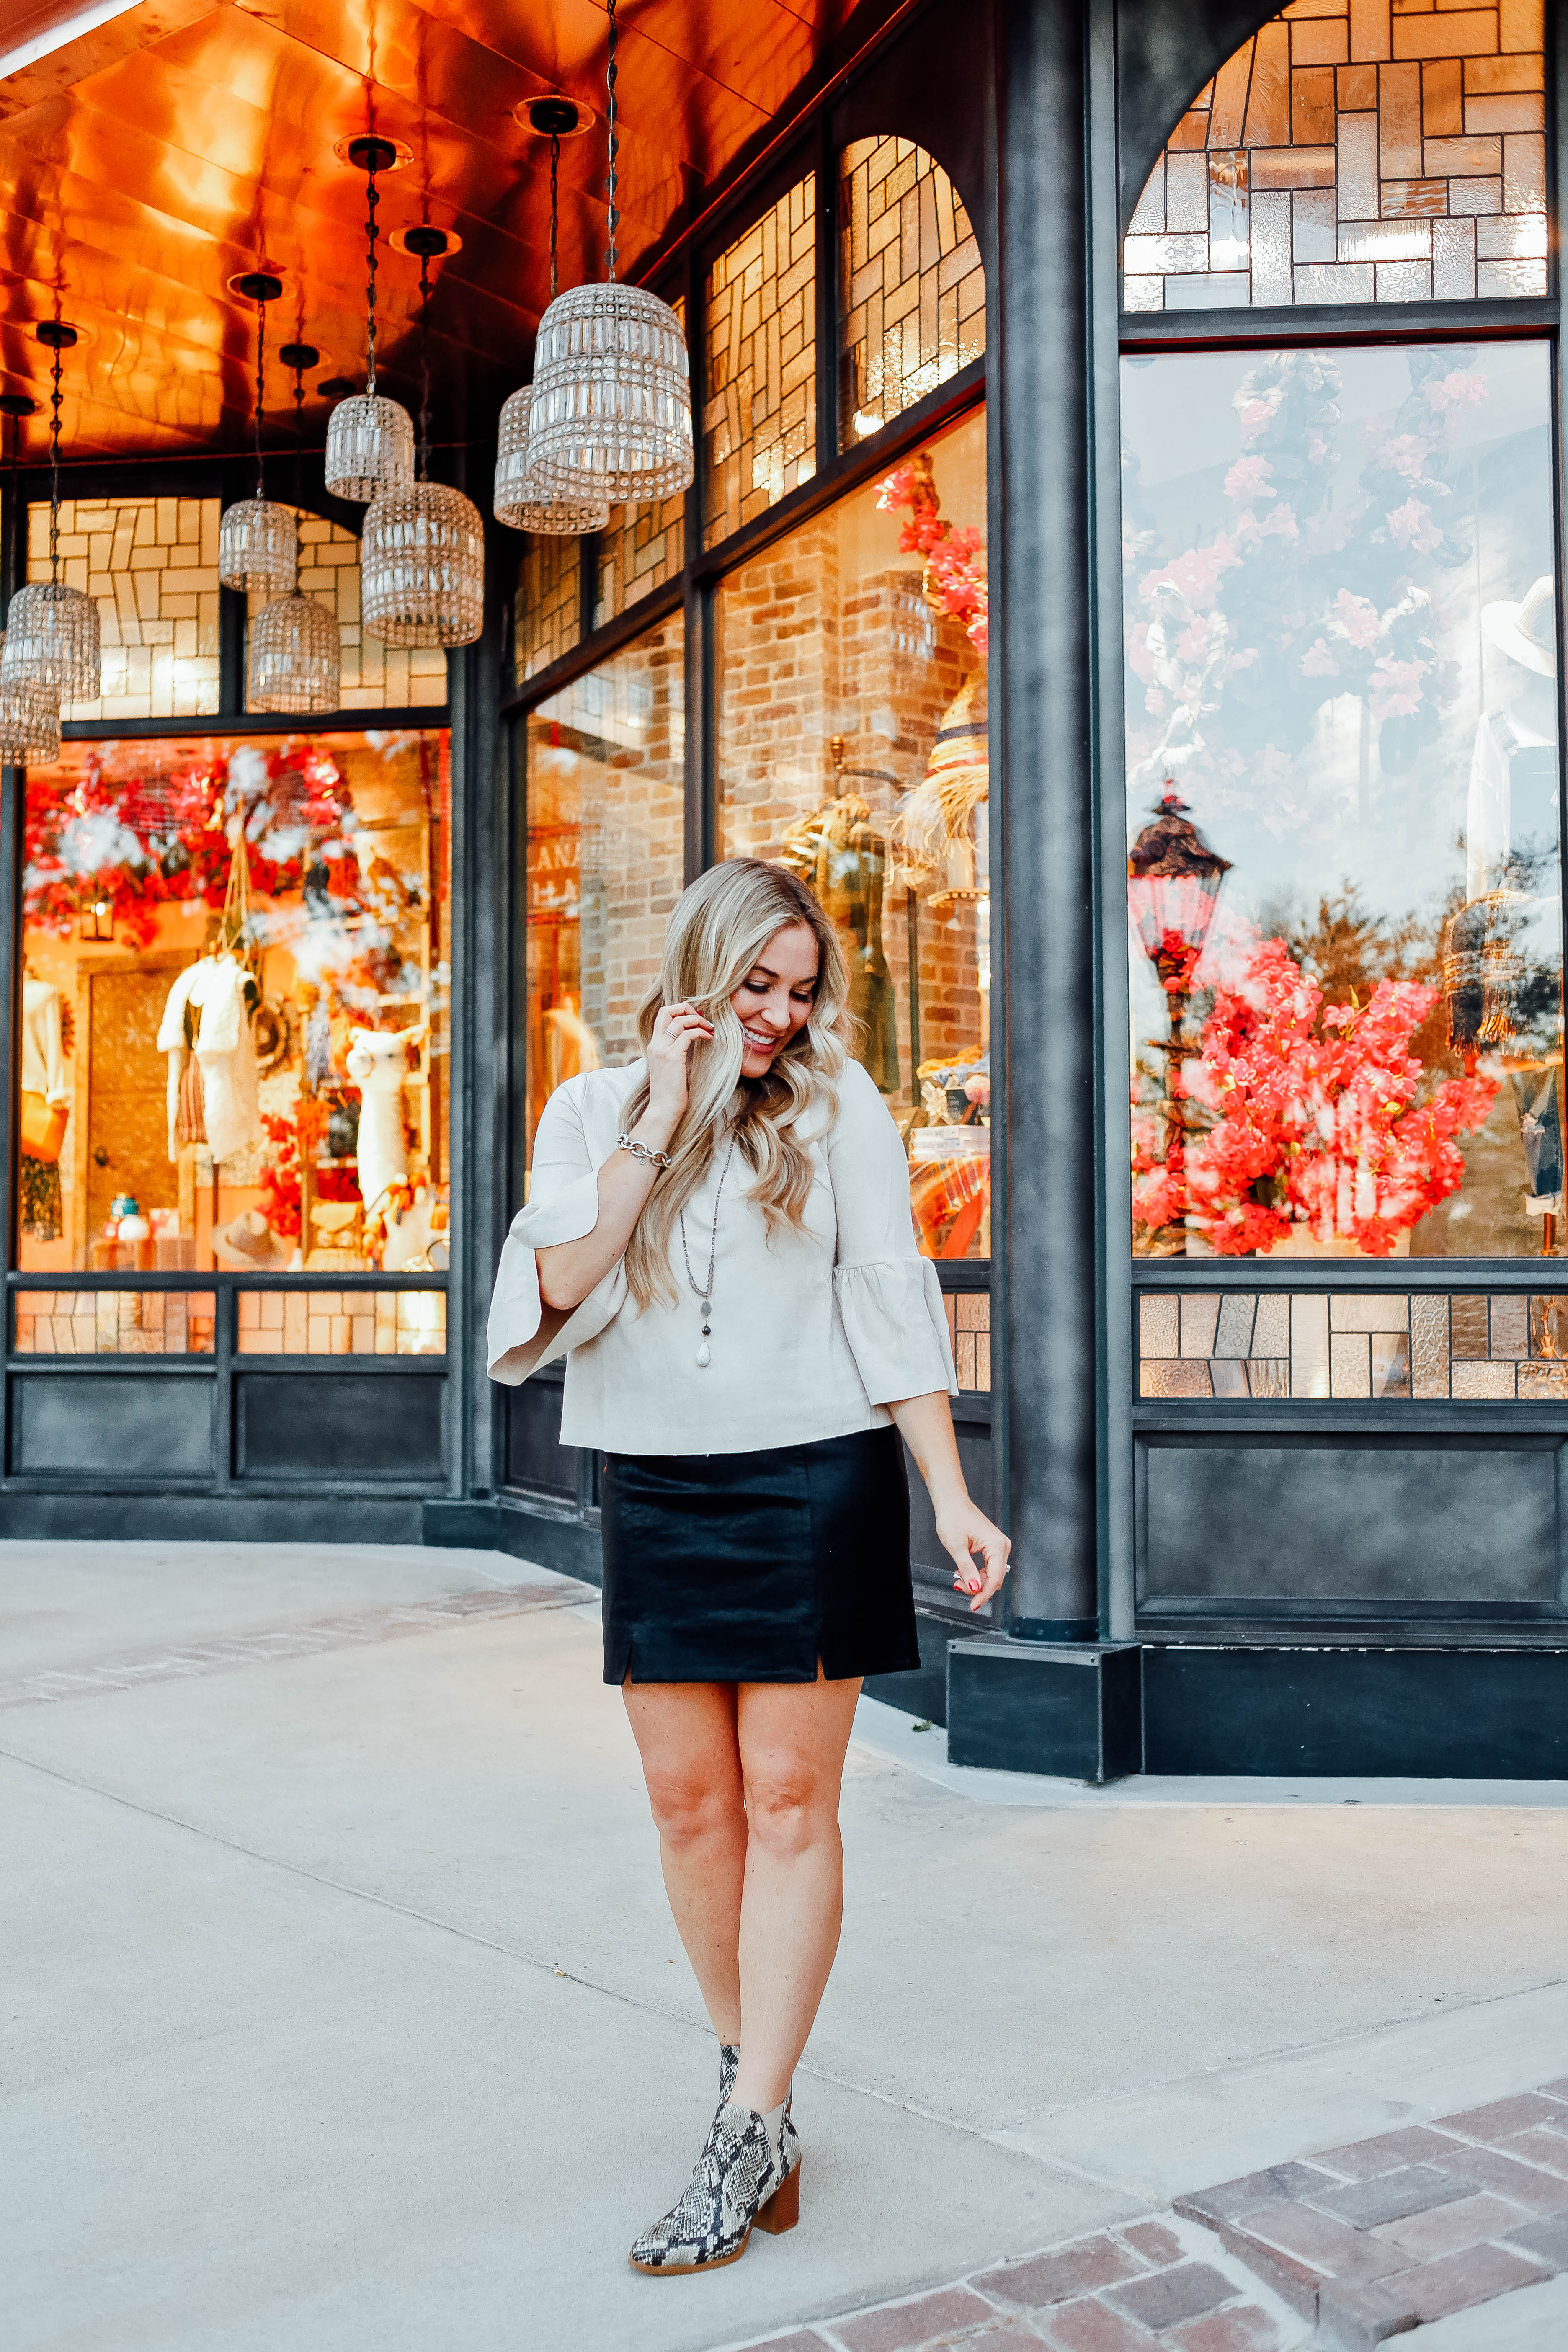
[621,859,854,1310]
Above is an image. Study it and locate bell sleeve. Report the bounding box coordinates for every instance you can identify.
[486,1080,628,1386]
[828,1063,958,1403]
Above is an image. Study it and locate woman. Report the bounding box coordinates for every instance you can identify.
[488,858,1009,2275]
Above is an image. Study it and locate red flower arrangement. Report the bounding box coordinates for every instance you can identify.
[23,745,354,947]
[876,457,988,654]
[1133,936,1498,1257]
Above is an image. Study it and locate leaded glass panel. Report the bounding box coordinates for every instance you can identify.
[1123,0,1547,310]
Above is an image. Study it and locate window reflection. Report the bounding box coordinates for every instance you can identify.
[716,405,991,1257]
[523,617,686,1177]
[1122,340,1563,1259]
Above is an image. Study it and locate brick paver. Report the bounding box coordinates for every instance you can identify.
[0,1581,583,1710]
[729,2079,1568,2352]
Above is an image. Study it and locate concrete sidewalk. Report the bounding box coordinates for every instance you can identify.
[3,1541,1565,2352]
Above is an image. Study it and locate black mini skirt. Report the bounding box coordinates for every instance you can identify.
[600,1424,920,1685]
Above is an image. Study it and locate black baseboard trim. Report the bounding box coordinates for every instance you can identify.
[947,1638,1143,1781]
[0,1491,426,1542]
[1143,1645,1568,1778]
[864,1609,954,1724]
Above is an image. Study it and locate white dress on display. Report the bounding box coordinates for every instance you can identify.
[157,954,262,1166]
[345,1026,421,1217]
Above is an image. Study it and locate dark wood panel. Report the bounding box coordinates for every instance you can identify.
[1143,1645,1568,1778]
[503,1378,576,1501]
[11,1372,213,1477]
[236,1374,445,1482]
[1141,1438,1560,1609]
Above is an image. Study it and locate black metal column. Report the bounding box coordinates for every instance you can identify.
[998,0,1099,1642]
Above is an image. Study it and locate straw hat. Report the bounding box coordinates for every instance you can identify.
[212,1207,291,1270]
[1483,576,1556,678]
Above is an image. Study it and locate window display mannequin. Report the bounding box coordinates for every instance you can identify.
[19,967,70,1240]
[157,944,263,1167]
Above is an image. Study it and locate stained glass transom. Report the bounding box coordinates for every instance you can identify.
[28,497,221,720]
[1139,1288,1568,1399]
[704,174,817,549]
[516,534,582,684]
[838,137,985,444]
[1123,0,1547,312]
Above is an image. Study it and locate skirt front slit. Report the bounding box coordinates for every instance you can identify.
[600,1424,919,1684]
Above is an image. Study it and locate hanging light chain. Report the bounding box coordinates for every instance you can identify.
[365,153,382,393]
[47,332,63,586]
[417,243,433,480]
[253,292,268,498]
[549,130,560,302]
[605,0,619,284]
[6,407,18,626]
[291,352,307,589]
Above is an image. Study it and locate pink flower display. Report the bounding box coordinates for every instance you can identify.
[1135,936,1497,1257]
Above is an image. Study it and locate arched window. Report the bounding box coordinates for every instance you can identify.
[1124,0,1546,311]
[839,136,984,440]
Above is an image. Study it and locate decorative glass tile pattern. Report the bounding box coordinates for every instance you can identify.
[515,534,581,684]
[13,1288,215,1353]
[595,491,685,627]
[939,1288,991,1390]
[839,137,985,444]
[1122,0,1547,311]
[1138,1288,1568,1397]
[705,174,817,549]
[235,1288,446,1355]
[29,498,221,720]
[247,509,447,713]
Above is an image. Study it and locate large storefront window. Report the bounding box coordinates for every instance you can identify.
[523,616,686,1176]
[1123,338,1562,1259]
[716,403,990,1257]
[18,730,451,1281]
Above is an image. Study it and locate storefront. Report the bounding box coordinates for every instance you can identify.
[1,0,1563,1774]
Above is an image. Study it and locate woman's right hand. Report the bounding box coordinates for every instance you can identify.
[643,1001,714,1136]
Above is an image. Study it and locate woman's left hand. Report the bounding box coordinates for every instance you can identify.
[934,1498,1011,1612]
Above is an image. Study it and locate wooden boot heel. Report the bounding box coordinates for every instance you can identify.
[753,2160,801,2235]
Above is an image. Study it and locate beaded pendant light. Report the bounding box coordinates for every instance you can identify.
[0,395,60,766]
[248,342,342,714]
[324,138,416,503]
[361,227,484,649]
[219,273,297,596]
[0,322,101,704]
[526,0,694,503]
[495,110,609,536]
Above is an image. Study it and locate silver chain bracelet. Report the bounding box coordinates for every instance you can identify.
[616,1130,672,1170]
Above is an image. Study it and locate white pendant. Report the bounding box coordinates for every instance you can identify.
[696,1341,711,1368]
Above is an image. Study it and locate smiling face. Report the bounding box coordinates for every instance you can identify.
[729,919,820,1077]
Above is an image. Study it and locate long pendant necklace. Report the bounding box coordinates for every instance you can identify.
[678,1140,735,1369]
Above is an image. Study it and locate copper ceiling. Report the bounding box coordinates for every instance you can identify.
[0,0,887,463]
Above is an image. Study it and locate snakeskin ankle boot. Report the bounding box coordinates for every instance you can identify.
[715,2046,801,2182]
[629,2096,801,2274]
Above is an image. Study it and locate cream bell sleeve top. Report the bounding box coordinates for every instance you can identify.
[487,1057,957,1455]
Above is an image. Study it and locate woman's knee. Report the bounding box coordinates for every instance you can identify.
[644,1763,742,1850]
[742,1754,838,1857]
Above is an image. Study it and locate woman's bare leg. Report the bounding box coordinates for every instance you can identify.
[729,1669,862,2114]
[622,1679,748,2045]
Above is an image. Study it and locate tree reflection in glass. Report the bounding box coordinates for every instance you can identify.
[1122,340,1563,1258]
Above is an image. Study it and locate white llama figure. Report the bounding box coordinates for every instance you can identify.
[346,1026,424,1219]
